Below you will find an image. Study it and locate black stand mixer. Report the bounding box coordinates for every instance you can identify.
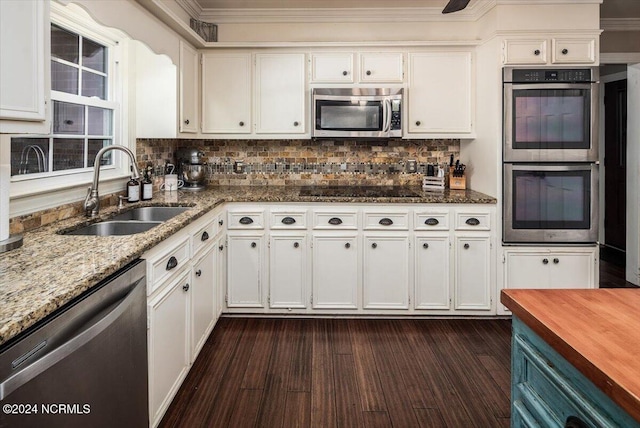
[176,148,207,191]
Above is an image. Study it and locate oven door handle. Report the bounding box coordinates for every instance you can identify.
[508,82,593,91]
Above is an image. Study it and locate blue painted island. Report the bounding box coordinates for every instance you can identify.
[501,288,640,428]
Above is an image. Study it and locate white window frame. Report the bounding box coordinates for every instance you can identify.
[10,2,132,217]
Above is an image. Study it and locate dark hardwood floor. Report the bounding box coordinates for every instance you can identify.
[160,318,512,428]
[599,245,638,288]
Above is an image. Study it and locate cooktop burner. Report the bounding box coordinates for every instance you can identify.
[299,186,423,198]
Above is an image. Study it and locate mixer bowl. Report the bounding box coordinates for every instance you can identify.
[182,163,206,185]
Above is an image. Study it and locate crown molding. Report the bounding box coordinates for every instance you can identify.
[601,18,640,32]
[175,0,202,19]
[496,0,601,4]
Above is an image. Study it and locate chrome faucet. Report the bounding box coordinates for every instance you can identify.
[84,145,141,217]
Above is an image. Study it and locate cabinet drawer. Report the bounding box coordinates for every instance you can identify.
[414,211,450,231]
[363,211,409,230]
[192,219,217,257]
[454,211,491,231]
[503,39,548,65]
[313,211,358,230]
[270,210,308,229]
[552,38,596,64]
[227,210,265,229]
[147,237,190,294]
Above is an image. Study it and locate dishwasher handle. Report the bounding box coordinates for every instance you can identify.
[0,279,142,400]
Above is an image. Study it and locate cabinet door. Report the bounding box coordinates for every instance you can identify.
[359,52,403,83]
[363,235,410,309]
[179,41,198,133]
[216,235,226,318]
[415,235,451,310]
[191,246,216,360]
[504,252,551,289]
[227,234,264,307]
[548,252,596,288]
[408,52,473,135]
[269,234,307,309]
[454,235,491,310]
[255,53,306,134]
[312,235,359,309]
[503,39,548,65]
[310,53,354,83]
[202,53,251,133]
[148,269,190,427]
[552,38,596,64]
[0,0,48,129]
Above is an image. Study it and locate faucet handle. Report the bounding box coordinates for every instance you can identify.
[118,195,127,210]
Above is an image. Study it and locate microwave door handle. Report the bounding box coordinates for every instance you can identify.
[383,99,391,133]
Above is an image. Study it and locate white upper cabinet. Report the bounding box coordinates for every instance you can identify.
[201,52,252,133]
[359,52,404,83]
[0,0,49,133]
[407,51,474,137]
[503,37,597,65]
[255,53,306,134]
[310,53,354,83]
[179,41,198,133]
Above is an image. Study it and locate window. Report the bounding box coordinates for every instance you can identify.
[11,23,118,177]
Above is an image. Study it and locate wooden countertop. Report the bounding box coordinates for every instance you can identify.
[501,288,640,423]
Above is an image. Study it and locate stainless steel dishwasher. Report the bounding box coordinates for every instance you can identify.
[0,259,148,428]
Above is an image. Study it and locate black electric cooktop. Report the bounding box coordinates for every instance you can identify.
[298,186,423,198]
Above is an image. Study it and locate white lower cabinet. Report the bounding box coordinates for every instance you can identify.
[454,235,492,311]
[363,235,410,310]
[227,234,265,308]
[414,235,451,310]
[269,233,308,309]
[311,234,359,309]
[191,245,216,358]
[148,268,190,427]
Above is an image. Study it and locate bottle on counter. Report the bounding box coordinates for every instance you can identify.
[127,176,140,202]
[142,164,153,201]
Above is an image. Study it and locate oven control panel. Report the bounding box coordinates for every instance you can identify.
[505,68,593,83]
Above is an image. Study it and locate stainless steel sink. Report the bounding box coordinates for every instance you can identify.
[64,221,162,236]
[110,206,190,222]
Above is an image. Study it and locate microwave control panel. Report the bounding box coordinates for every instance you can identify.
[390,99,401,130]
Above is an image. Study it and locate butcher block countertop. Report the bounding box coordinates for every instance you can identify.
[501,288,640,423]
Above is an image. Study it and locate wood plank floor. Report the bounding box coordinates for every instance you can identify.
[160,318,513,428]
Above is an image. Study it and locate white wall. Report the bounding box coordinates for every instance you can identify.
[627,63,640,285]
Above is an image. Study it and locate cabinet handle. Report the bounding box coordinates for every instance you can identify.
[251,242,257,248]
[219,245,224,251]
[294,242,299,248]
[465,217,480,226]
[281,216,296,225]
[184,119,190,125]
[542,258,549,265]
[239,216,254,225]
[195,269,202,277]
[415,120,421,126]
[423,243,429,249]
[166,256,178,271]
[293,121,299,127]
[342,70,348,76]
[565,416,589,428]
[553,258,560,264]
[372,243,378,249]
[379,218,393,226]
[239,121,245,127]
[328,217,343,225]
[534,49,541,56]
[219,219,224,226]
[366,70,372,76]
[562,48,568,55]
[425,217,439,226]
[201,231,209,242]
[183,283,190,292]
[463,243,470,249]
[345,242,351,249]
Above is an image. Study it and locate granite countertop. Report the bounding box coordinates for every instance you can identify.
[501,288,640,423]
[0,185,495,347]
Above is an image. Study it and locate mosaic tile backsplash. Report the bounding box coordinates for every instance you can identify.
[136,138,461,187]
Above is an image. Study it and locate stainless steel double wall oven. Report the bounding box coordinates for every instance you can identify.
[503,67,599,244]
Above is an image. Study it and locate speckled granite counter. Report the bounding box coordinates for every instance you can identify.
[0,186,495,346]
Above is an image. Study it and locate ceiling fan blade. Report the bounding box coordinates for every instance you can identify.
[442,0,471,14]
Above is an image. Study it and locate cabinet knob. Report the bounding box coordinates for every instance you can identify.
[293,121,299,127]
[184,119,190,125]
[463,243,470,249]
[195,269,202,277]
[251,242,257,248]
[542,258,549,265]
[294,242,299,248]
[219,245,224,251]
[183,283,190,292]
[345,242,351,249]
[372,243,377,249]
[219,219,224,226]
[366,70,372,76]
[239,121,245,127]
[562,48,568,55]
[534,49,541,56]
[415,120,421,126]
[166,256,178,271]
[553,258,560,264]
[423,243,429,249]
[201,231,209,242]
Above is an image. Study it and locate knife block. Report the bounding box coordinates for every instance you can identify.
[449,167,466,190]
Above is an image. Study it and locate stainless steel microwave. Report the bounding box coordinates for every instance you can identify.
[312,88,403,138]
